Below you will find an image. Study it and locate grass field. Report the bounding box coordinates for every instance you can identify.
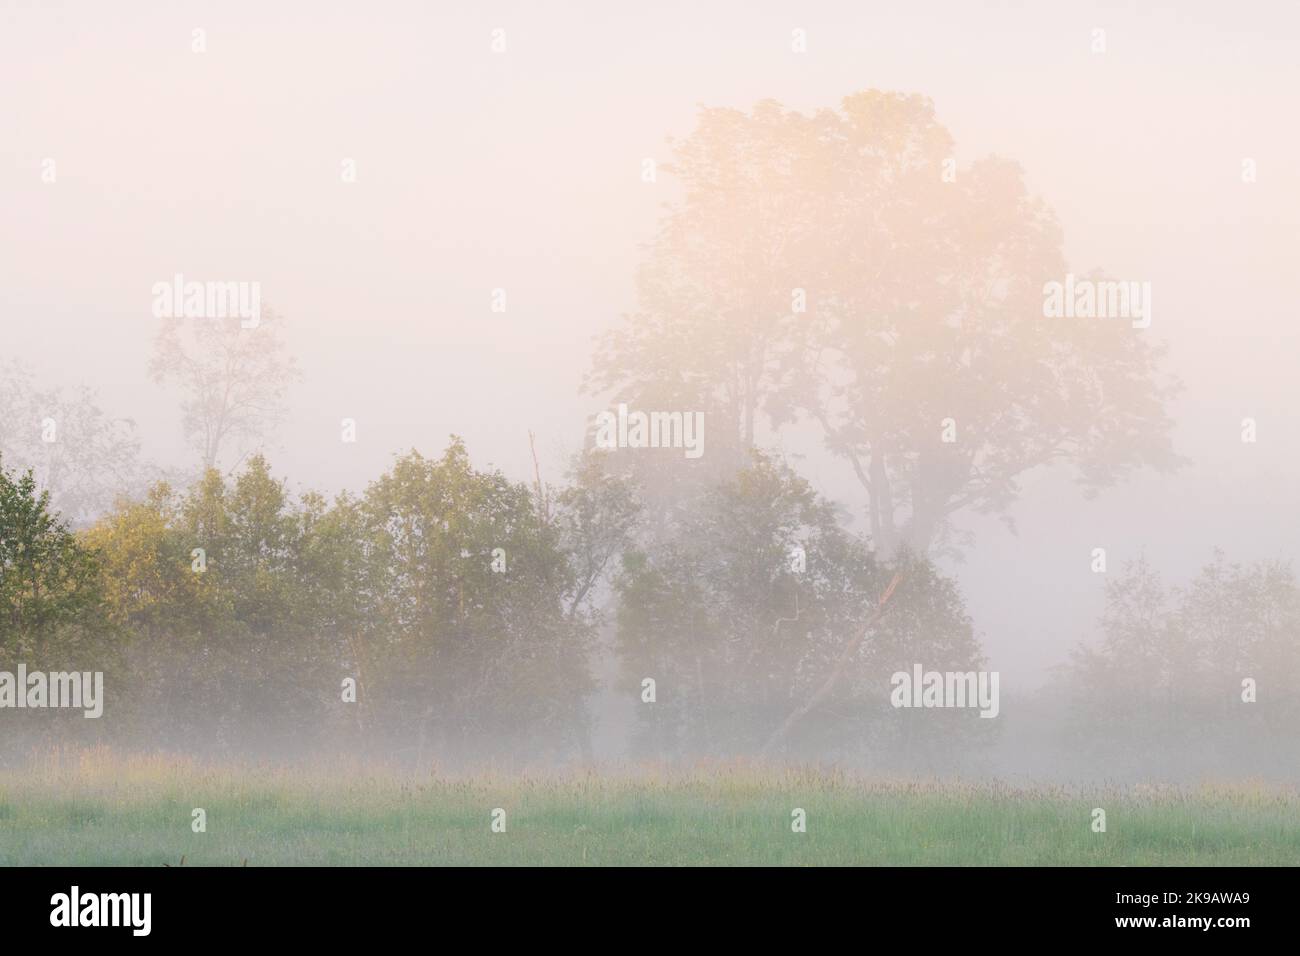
[2,750,1297,866]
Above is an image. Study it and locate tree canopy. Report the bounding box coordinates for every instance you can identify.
[590,92,1183,555]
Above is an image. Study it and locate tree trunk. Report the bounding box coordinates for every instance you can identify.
[762,572,903,754]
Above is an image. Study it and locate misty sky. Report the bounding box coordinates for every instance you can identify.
[3,0,1298,684]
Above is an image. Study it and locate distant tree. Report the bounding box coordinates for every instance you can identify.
[0,361,27,467]
[1064,552,1300,777]
[149,311,299,472]
[0,360,141,526]
[1063,557,1193,766]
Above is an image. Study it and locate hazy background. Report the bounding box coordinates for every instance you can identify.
[3,0,1298,690]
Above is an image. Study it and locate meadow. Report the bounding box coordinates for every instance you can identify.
[1,750,1297,866]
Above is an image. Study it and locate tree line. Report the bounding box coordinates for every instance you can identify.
[1,442,997,765]
[4,443,1295,776]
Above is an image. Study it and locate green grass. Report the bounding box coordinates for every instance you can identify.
[2,750,1297,865]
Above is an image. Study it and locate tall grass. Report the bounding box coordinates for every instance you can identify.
[1,748,1297,865]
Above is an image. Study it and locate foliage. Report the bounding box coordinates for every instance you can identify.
[613,451,989,764]
[590,92,1184,555]
[1063,552,1300,776]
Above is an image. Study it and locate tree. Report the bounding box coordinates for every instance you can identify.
[1062,557,1194,770]
[591,92,1183,556]
[353,438,600,761]
[0,360,142,526]
[1063,552,1300,778]
[553,449,640,619]
[81,479,216,748]
[0,455,108,668]
[149,311,299,472]
[84,458,341,755]
[613,451,989,764]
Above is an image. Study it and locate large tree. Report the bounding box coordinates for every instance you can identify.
[591,91,1183,555]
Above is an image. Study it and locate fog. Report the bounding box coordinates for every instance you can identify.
[2,2,1298,780]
